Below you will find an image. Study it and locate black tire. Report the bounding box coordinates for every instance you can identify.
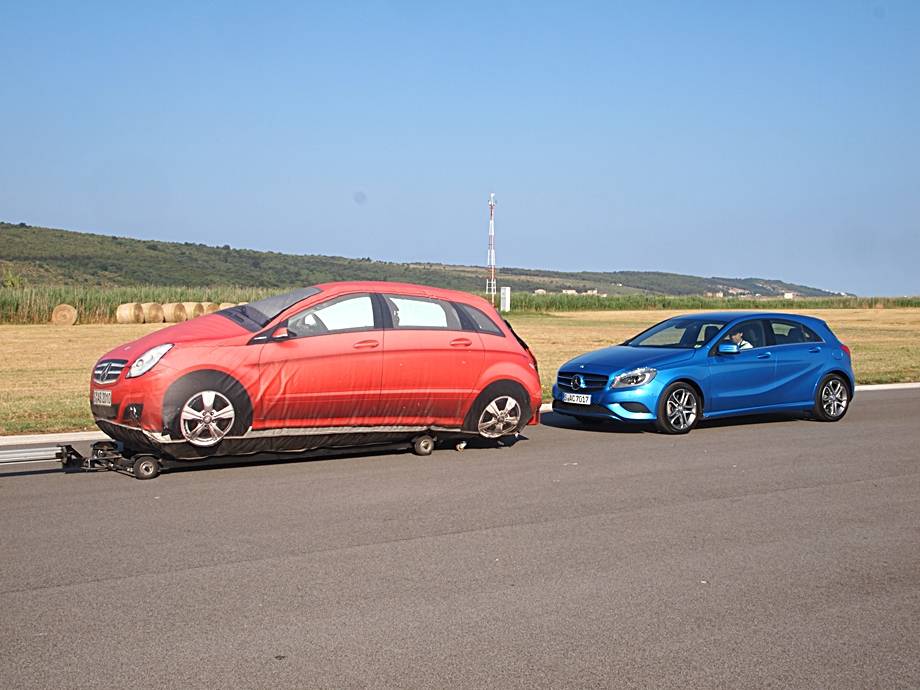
[465,381,530,439]
[132,455,160,480]
[163,371,253,447]
[413,435,435,456]
[813,374,850,422]
[654,382,701,435]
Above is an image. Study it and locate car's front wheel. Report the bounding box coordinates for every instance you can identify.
[164,372,252,448]
[813,374,850,422]
[655,382,700,434]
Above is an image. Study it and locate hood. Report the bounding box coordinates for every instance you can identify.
[560,345,695,375]
[97,314,249,362]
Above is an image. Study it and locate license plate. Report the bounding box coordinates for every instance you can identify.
[563,393,591,405]
[92,389,112,406]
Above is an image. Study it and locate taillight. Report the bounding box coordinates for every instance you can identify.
[841,344,851,357]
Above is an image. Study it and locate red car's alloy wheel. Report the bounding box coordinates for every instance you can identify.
[477,395,522,438]
[180,390,236,447]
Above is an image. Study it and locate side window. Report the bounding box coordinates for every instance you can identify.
[721,320,766,349]
[287,294,375,337]
[769,319,823,345]
[456,303,504,336]
[383,294,462,331]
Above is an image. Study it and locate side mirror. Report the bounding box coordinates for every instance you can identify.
[271,326,290,340]
[717,342,740,355]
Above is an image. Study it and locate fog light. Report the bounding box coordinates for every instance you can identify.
[124,404,144,422]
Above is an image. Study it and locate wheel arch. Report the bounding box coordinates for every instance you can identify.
[663,376,706,413]
[463,378,532,432]
[816,369,855,398]
[161,368,253,435]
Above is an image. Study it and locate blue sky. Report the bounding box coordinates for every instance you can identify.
[1,1,917,295]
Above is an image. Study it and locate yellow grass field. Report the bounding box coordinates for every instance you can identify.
[1,308,919,435]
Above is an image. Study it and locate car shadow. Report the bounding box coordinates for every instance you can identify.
[540,410,810,434]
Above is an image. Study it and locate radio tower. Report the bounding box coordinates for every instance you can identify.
[486,193,497,304]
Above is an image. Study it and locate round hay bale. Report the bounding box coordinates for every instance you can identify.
[140,302,165,323]
[116,302,144,324]
[182,301,205,319]
[51,303,78,326]
[162,302,188,322]
[218,302,236,310]
[202,302,221,314]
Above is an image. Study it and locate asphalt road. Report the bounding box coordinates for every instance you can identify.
[1,390,919,689]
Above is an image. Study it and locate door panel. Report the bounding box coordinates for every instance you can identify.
[769,319,826,404]
[256,293,383,428]
[380,329,485,425]
[257,331,384,427]
[708,349,777,412]
[708,319,777,412]
[773,344,825,403]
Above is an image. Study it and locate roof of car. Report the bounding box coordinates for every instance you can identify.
[312,281,493,307]
[675,311,822,323]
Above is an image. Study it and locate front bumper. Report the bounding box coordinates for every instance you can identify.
[551,381,664,422]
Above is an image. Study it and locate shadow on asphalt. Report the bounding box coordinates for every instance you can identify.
[540,411,811,434]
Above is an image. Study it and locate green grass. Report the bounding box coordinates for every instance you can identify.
[2,284,918,325]
[509,293,920,312]
[0,285,278,324]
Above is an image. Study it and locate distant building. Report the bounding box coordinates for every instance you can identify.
[582,289,598,295]
[533,289,547,295]
[704,291,724,298]
[783,292,797,300]
[561,289,577,295]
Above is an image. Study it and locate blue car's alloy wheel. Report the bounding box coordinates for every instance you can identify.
[655,382,700,435]
[814,374,850,422]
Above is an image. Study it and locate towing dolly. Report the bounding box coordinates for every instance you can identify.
[50,433,475,480]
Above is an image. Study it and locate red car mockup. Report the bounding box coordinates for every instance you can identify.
[90,282,541,469]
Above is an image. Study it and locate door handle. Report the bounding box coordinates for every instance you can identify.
[352,339,380,349]
[757,352,772,359]
[450,338,473,347]
[809,346,822,353]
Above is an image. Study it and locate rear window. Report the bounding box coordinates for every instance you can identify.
[218,287,322,331]
[456,303,504,336]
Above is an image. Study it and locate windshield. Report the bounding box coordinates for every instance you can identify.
[627,317,727,349]
[217,287,322,332]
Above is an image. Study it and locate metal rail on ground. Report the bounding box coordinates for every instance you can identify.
[0,446,63,465]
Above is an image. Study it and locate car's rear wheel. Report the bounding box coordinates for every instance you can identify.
[164,372,252,447]
[655,382,700,434]
[814,374,850,422]
[467,382,530,439]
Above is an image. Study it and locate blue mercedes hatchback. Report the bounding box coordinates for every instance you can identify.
[552,312,855,434]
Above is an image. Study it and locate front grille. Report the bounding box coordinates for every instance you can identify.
[557,371,609,392]
[93,359,128,384]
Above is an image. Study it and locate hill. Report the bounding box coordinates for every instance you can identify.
[0,222,839,297]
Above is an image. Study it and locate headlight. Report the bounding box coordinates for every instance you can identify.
[611,367,657,388]
[126,344,173,378]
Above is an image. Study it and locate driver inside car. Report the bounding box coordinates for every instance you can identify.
[729,328,753,350]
